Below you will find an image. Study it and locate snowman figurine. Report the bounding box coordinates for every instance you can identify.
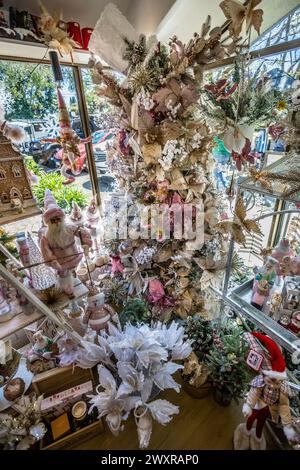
[83,288,118,332]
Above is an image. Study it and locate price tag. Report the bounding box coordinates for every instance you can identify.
[246,349,264,371]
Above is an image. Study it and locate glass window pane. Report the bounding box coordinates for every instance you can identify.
[0,59,93,234]
[81,67,117,195]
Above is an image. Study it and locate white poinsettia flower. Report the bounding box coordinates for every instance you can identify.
[171,339,193,361]
[155,321,192,360]
[75,340,113,369]
[89,365,139,436]
[109,324,168,368]
[152,362,183,393]
[146,399,179,425]
[116,363,145,398]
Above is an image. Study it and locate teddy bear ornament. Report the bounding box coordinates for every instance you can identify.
[234,332,297,450]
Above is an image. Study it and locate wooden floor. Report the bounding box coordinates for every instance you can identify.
[75,384,244,450]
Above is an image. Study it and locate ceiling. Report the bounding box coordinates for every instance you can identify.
[4,0,299,41]
[6,0,176,33]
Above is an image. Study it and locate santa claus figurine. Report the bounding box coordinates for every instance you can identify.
[82,288,118,332]
[40,189,92,295]
[234,332,297,450]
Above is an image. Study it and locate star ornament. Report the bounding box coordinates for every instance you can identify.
[220,0,264,37]
[216,197,262,245]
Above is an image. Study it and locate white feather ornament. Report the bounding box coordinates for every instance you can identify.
[89,3,139,72]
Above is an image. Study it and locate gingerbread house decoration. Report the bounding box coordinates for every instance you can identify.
[0,131,37,216]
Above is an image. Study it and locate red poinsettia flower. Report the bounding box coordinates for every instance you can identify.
[232,138,256,171]
[204,79,238,102]
[268,124,285,141]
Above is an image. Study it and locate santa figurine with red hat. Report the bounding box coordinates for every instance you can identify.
[40,189,92,295]
[42,87,91,184]
[234,332,297,450]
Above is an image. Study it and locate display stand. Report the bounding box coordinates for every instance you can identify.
[222,155,300,354]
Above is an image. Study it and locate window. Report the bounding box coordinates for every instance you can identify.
[251,6,300,50]
[0,167,6,179]
[10,187,22,200]
[81,67,117,194]
[0,59,94,234]
[12,164,22,177]
[1,192,8,203]
[23,188,31,199]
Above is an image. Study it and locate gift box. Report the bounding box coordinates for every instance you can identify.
[41,380,93,416]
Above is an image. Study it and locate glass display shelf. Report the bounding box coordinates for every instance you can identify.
[239,154,300,204]
[226,279,299,354]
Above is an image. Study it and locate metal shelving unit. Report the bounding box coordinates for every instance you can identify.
[222,155,300,354]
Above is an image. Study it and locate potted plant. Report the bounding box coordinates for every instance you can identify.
[205,327,251,406]
[181,316,214,398]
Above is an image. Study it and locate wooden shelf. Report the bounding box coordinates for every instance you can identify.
[0,278,88,340]
[0,37,90,66]
[0,205,42,226]
[0,308,44,340]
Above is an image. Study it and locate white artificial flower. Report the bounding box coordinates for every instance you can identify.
[155,321,192,360]
[108,324,168,367]
[89,365,139,436]
[152,362,183,393]
[146,399,179,425]
[75,339,114,369]
[116,363,145,398]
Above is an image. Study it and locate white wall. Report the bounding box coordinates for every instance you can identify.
[156,0,300,43]
[127,0,175,35]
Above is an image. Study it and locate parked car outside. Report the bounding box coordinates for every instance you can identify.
[55,130,115,173]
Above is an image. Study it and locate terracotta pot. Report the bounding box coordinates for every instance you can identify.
[182,379,211,399]
[212,388,232,407]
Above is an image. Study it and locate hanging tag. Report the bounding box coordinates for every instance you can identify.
[246,349,264,371]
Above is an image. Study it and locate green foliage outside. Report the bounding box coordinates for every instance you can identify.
[0,61,57,120]
[25,159,88,214]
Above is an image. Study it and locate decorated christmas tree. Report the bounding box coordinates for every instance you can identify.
[88,2,260,320]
